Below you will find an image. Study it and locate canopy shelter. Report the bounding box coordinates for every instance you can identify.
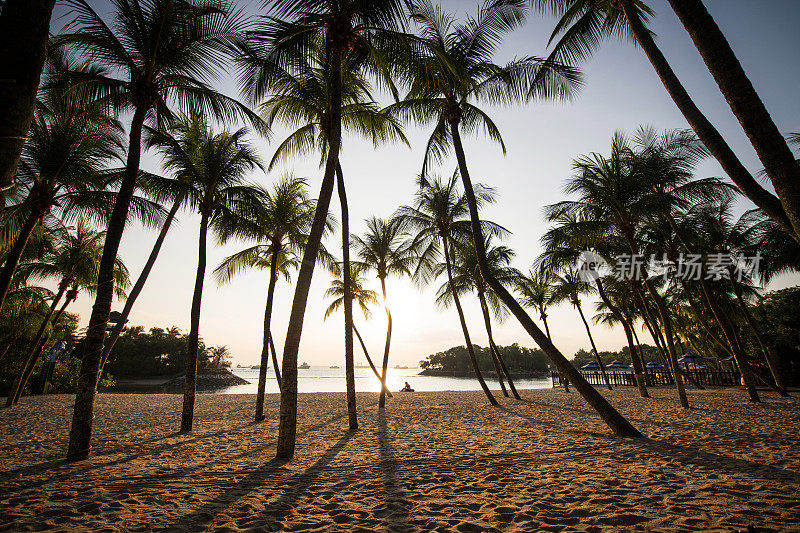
[606,360,632,370]
[581,361,601,370]
[646,361,665,369]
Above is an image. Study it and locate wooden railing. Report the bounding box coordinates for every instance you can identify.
[551,368,741,388]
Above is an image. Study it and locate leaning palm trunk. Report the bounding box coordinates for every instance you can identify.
[479,295,508,398]
[727,272,788,396]
[617,0,796,240]
[449,119,641,437]
[5,283,67,407]
[99,198,182,376]
[575,302,612,391]
[0,0,55,229]
[11,293,74,404]
[442,235,497,405]
[667,0,800,242]
[596,279,649,398]
[181,211,210,432]
[478,290,520,399]
[255,244,281,421]
[336,163,358,429]
[276,46,343,460]
[268,333,281,388]
[68,106,147,461]
[377,275,393,408]
[353,324,392,398]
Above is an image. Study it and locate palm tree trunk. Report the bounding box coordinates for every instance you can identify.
[441,235,497,406]
[448,120,641,437]
[276,44,343,460]
[667,0,800,241]
[11,290,74,404]
[618,0,796,241]
[477,292,508,397]
[543,311,569,392]
[377,275,393,408]
[575,302,613,391]
[728,272,788,396]
[0,0,55,221]
[181,211,209,432]
[269,333,281,389]
[336,162,357,429]
[0,209,41,313]
[478,290,520,399]
[255,244,281,421]
[596,278,649,397]
[98,198,181,375]
[5,281,67,407]
[353,324,392,397]
[68,106,148,461]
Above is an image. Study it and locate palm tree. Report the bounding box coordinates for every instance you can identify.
[239,39,408,431]
[213,176,321,422]
[547,132,689,407]
[0,0,56,216]
[397,172,506,405]
[534,0,797,241]
[323,262,391,397]
[58,0,265,460]
[550,270,612,391]
[352,216,415,408]
[515,268,571,392]
[397,0,640,435]
[665,0,800,241]
[5,218,129,406]
[209,345,231,370]
[237,12,408,450]
[435,236,522,399]
[146,114,262,432]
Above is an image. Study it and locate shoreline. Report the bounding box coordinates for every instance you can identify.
[1,387,798,531]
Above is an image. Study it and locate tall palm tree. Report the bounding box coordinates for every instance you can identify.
[0,0,56,216]
[213,176,322,421]
[397,0,640,435]
[5,218,129,406]
[323,262,391,397]
[550,270,612,390]
[397,172,506,405]
[435,236,522,399]
[665,0,800,240]
[534,0,797,241]
[351,216,414,408]
[237,15,408,450]
[60,0,266,461]
[146,114,262,432]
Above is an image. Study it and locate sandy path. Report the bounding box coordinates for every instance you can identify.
[0,387,798,532]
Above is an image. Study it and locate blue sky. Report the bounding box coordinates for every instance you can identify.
[50,0,800,366]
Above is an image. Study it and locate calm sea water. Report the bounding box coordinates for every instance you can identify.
[214,366,552,394]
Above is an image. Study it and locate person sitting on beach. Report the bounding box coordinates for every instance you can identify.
[400,382,414,392]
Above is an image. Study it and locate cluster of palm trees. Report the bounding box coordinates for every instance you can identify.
[0,0,797,462]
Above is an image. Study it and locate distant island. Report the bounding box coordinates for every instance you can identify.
[418,343,550,378]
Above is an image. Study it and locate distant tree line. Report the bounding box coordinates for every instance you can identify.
[419,343,550,374]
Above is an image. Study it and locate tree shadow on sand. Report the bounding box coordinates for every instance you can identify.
[376,409,413,531]
[180,432,356,530]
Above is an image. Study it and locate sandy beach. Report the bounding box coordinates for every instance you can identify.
[1,387,798,532]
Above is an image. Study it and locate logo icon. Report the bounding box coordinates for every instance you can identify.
[576,250,605,282]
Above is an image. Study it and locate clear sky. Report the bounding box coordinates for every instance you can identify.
[50,0,800,367]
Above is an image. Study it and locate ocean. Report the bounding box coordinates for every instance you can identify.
[216,366,552,394]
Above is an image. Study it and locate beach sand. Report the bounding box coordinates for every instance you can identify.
[1,387,798,532]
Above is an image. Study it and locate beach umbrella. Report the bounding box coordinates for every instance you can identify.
[678,353,714,365]
[646,361,665,369]
[606,360,632,369]
[581,361,601,370]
